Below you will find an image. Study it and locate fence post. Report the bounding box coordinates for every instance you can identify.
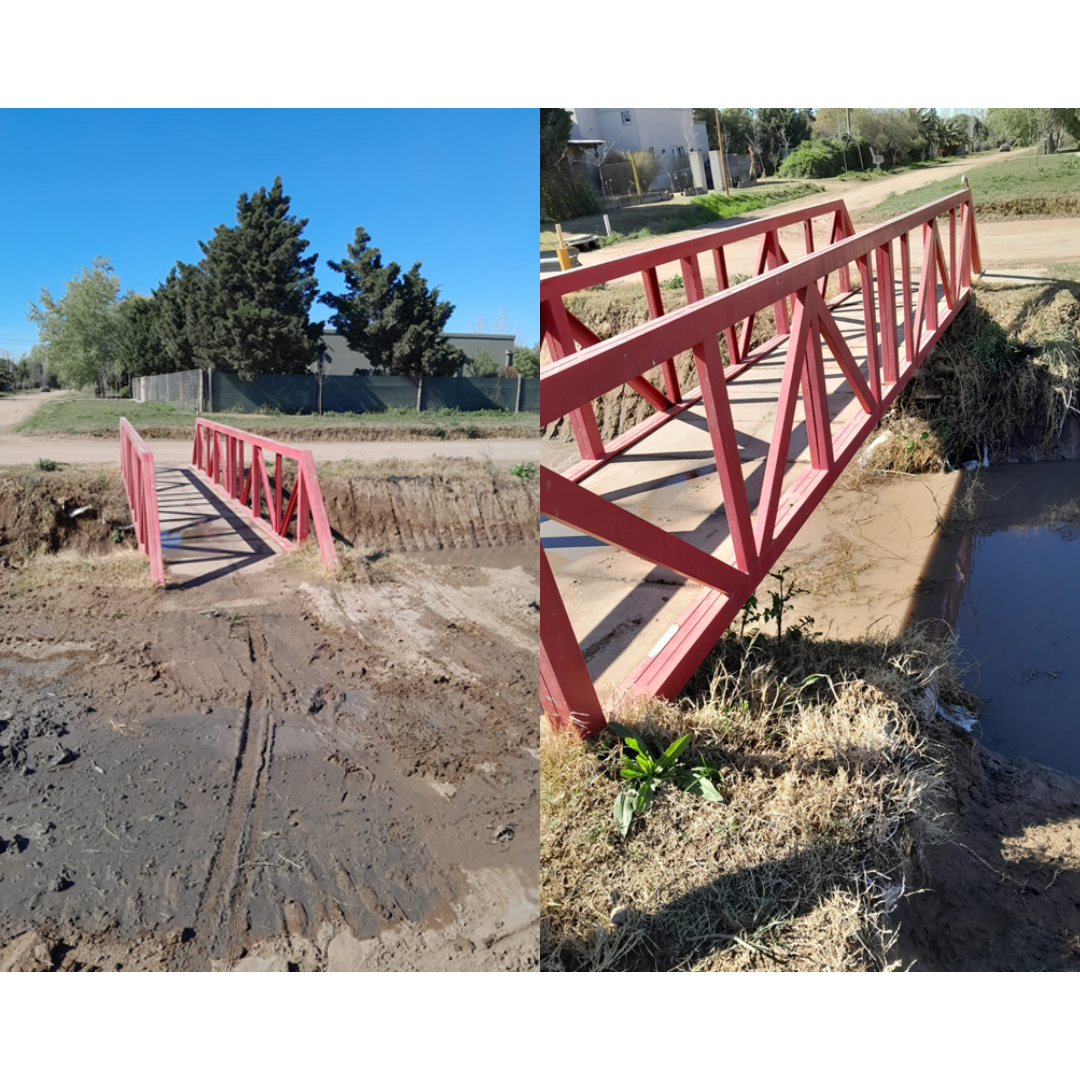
[416,374,423,414]
[515,374,522,413]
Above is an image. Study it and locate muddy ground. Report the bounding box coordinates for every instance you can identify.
[894,727,1080,972]
[0,466,539,971]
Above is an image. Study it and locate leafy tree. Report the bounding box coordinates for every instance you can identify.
[851,109,922,166]
[749,109,814,175]
[510,344,540,379]
[17,347,50,389]
[466,350,500,377]
[540,108,574,171]
[191,177,321,378]
[322,228,466,377]
[693,108,754,155]
[989,108,1080,150]
[27,257,125,393]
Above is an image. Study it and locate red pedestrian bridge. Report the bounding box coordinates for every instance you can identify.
[540,190,981,737]
[119,418,337,587]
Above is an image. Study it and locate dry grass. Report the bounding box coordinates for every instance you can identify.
[18,548,161,592]
[314,456,527,484]
[542,628,972,971]
[890,277,1080,465]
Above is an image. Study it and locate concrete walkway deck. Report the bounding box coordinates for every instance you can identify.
[156,465,282,587]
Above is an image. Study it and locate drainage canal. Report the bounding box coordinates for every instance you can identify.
[916,461,1080,776]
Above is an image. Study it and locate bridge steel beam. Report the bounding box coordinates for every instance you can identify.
[191,418,338,571]
[540,200,858,482]
[119,418,166,587]
[541,190,982,735]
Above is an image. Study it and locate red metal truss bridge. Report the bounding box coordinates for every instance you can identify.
[540,190,981,737]
[119,418,337,587]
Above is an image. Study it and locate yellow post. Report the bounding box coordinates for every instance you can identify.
[628,152,643,197]
[555,223,572,271]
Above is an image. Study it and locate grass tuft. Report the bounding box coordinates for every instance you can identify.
[542,627,968,971]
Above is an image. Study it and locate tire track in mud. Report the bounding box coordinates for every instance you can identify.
[176,620,276,971]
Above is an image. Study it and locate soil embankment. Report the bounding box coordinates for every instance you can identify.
[319,467,537,553]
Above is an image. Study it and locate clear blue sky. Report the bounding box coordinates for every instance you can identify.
[0,109,537,358]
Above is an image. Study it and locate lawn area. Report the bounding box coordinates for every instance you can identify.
[14,396,539,440]
[540,182,824,250]
[861,150,1080,223]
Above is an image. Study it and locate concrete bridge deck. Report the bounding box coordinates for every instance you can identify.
[156,465,282,587]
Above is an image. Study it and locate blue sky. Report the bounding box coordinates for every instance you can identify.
[0,109,537,358]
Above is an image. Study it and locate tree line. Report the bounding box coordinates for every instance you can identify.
[24,177,537,394]
[541,108,1080,207]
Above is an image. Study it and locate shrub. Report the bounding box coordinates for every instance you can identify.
[541,170,598,221]
[779,136,875,179]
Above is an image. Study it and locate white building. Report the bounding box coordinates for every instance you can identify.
[568,108,709,192]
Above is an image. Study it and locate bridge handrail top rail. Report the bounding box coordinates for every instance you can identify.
[540,198,852,301]
[540,188,974,425]
[194,416,313,462]
[119,416,152,457]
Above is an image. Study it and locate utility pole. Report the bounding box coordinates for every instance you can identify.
[714,107,731,194]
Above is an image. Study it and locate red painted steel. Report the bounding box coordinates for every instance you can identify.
[119,418,165,587]
[541,200,859,481]
[542,191,982,736]
[191,418,338,571]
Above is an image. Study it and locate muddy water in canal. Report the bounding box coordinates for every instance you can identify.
[788,461,1080,777]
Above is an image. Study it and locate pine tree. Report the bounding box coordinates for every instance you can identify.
[116,294,168,377]
[193,177,321,378]
[322,228,466,378]
[154,264,203,373]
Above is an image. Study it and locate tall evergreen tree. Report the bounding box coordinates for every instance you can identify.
[116,293,169,377]
[193,177,321,378]
[154,264,203,373]
[322,228,465,377]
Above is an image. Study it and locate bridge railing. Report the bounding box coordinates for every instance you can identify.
[541,199,859,481]
[119,418,165,587]
[191,419,338,571]
[541,188,981,736]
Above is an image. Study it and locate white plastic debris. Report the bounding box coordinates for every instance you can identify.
[937,702,978,732]
[858,431,891,465]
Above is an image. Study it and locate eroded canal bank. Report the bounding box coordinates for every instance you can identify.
[784,461,1080,971]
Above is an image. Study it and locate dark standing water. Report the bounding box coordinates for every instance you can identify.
[923,463,1080,776]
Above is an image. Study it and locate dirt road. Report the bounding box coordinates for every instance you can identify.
[0,395,541,468]
[555,150,1080,288]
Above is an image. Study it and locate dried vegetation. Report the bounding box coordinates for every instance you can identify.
[542,628,973,971]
